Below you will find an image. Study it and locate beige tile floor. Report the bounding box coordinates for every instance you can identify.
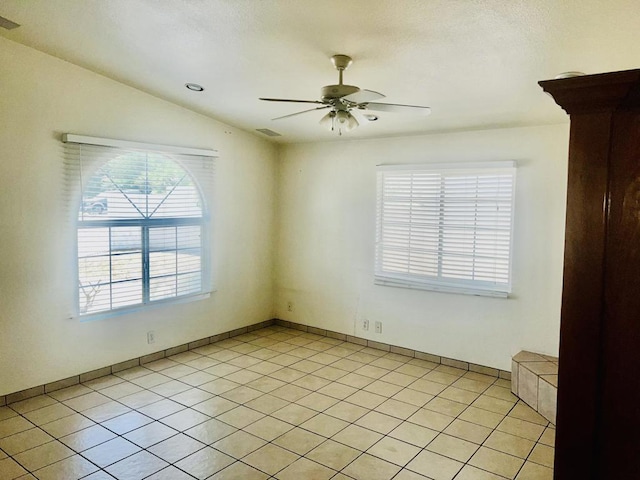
[0,326,555,480]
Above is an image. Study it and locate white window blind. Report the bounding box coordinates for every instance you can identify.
[375,162,516,297]
[63,135,217,317]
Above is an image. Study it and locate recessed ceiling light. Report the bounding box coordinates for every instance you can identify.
[363,114,378,121]
[185,83,204,92]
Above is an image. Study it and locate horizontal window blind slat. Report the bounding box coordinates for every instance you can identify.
[376,162,515,296]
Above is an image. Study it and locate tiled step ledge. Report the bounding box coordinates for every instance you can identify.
[511,351,558,425]
[1,317,510,406]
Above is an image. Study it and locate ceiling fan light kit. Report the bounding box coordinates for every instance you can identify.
[260,54,431,135]
[319,110,335,128]
[319,109,359,135]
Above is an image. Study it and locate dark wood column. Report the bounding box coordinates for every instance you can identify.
[540,70,640,479]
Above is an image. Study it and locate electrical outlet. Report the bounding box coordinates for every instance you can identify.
[375,321,382,334]
[362,319,370,331]
[147,331,156,344]
[287,301,294,312]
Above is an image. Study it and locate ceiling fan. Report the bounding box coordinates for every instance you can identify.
[260,54,431,135]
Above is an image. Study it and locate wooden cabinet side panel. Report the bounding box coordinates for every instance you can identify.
[599,111,640,478]
[554,112,612,480]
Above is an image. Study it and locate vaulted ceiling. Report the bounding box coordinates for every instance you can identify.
[1,1,639,143]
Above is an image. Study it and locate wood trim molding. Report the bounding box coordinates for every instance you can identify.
[539,69,640,114]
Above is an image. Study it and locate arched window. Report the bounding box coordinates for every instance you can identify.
[65,135,216,317]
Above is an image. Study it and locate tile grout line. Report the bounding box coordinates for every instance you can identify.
[195,329,538,478]
[211,328,547,478]
[2,367,528,478]
[6,327,353,478]
[0,324,549,480]
[3,333,535,479]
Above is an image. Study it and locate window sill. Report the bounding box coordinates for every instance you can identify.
[73,291,214,322]
[374,277,509,298]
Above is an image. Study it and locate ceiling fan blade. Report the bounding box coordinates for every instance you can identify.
[342,89,385,104]
[272,105,331,121]
[349,108,371,126]
[365,102,431,115]
[260,97,325,105]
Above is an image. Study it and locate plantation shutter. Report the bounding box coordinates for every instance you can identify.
[375,162,516,297]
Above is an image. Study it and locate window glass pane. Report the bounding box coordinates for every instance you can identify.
[150,276,176,301]
[177,225,201,250]
[78,228,110,257]
[149,227,177,252]
[80,283,111,315]
[152,184,202,218]
[111,227,141,252]
[79,153,202,220]
[177,272,202,296]
[177,250,201,274]
[111,253,142,282]
[80,196,109,217]
[150,251,177,277]
[79,255,110,285]
[111,280,143,309]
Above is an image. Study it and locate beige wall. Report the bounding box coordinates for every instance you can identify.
[0,35,570,395]
[0,38,278,395]
[276,125,569,370]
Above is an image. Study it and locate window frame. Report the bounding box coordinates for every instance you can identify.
[64,134,217,320]
[375,161,516,297]
[77,218,209,317]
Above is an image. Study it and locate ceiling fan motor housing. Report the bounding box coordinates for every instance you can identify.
[321,84,360,101]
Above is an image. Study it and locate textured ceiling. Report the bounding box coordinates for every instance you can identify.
[1,0,639,143]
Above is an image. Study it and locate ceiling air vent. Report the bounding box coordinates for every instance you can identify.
[0,15,20,30]
[256,128,282,137]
